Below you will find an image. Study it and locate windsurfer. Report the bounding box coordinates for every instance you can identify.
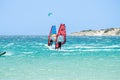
[50,39,53,46]
[56,35,64,49]
[48,24,66,49]
[58,42,62,49]
[48,25,56,46]
[55,41,62,49]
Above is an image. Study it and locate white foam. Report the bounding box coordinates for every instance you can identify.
[3,43,14,48]
[4,51,13,56]
[44,44,55,50]
[37,43,44,46]
[102,45,120,48]
[68,45,120,49]
[78,49,120,52]
[23,52,34,54]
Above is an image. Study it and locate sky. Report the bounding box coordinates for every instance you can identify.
[0,0,120,35]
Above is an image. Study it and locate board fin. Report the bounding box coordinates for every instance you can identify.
[0,52,6,56]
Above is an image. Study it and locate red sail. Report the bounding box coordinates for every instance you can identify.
[55,24,66,48]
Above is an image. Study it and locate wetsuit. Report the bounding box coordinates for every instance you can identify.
[50,39,53,46]
[58,42,62,49]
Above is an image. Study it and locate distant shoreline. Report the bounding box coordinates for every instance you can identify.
[71,28,120,36]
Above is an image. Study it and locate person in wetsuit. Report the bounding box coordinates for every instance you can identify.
[55,42,62,49]
[50,39,53,46]
[55,35,64,49]
[58,42,62,49]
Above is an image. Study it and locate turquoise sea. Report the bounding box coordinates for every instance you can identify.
[0,36,120,80]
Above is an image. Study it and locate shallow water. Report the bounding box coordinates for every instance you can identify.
[0,36,120,80]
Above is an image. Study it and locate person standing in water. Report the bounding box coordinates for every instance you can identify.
[49,34,56,46]
[55,35,64,49]
[50,39,53,46]
[58,42,62,49]
[55,41,62,49]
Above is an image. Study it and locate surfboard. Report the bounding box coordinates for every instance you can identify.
[45,44,55,50]
[0,52,6,56]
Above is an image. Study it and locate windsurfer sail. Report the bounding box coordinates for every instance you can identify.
[48,25,56,46]
[55,24,66,49]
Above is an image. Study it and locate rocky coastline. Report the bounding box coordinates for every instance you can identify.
[71,28,120,36]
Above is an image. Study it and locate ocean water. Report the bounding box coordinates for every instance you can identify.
[0,36,120,80]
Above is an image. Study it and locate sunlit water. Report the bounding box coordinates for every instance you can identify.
[0,36,120,80]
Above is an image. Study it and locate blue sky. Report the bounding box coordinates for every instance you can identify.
[0,0,120,35]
